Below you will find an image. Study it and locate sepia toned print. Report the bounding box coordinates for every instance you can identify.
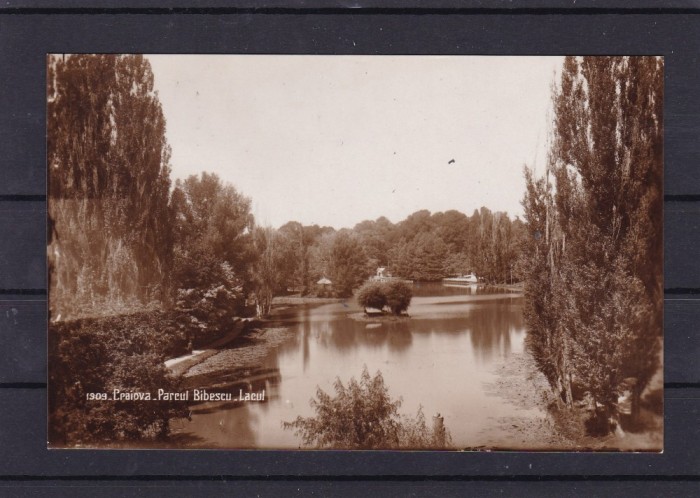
[47,55,662,450]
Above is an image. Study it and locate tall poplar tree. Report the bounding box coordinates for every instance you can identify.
[48,54,174,319]
[522,56,663,427]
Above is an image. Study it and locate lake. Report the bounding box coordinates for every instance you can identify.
[171,282,545,449]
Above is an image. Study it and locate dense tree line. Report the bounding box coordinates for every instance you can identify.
[521,56,663,432]
[170,172,254,342]
[259,208,525,301]
[48,56,257,325]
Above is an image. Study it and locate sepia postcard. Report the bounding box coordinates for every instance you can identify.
[47,55,663,450]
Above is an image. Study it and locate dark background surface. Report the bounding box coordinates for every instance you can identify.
[0,3,698,496]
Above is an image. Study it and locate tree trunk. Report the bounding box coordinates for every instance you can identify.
[256,287,274,318]
[564,372,574,408]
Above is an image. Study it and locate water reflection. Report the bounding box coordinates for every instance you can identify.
[302,306,311,372]
[322,319,413,354]
[276,296,522,362]
[175,283,530,448]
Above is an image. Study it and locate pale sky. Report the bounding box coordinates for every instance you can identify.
[147,55,562,229]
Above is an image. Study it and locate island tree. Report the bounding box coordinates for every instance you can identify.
[356,280,413,315]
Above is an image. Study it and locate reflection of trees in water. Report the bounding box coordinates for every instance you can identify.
[302,306,311,372]
[466,303,522,361]
[282,304,524,361]
[308,317,414,354]
[386,322,413,351]
[182,298,523,448]
[183,401,261,448]
[403,301,522,361]
[280,299,522,363]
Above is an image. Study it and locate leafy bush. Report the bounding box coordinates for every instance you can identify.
[384,280,413,315]
[356,280,413,315]
[283,366,449,449]
[356,281,388,310]
[49,311,189,446]
[174,250,246,347]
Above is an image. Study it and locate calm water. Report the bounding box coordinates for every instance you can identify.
[171,283,540,449]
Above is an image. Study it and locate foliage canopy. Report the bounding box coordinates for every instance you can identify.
[356,281,388,310]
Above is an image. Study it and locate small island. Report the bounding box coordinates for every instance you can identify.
[355,278,413,318]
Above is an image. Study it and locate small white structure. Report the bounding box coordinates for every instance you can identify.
[371,267,393,282]
[316,276,333,296]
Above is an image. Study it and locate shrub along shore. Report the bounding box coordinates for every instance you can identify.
[49,310,189,446]
[48,295,337,447]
